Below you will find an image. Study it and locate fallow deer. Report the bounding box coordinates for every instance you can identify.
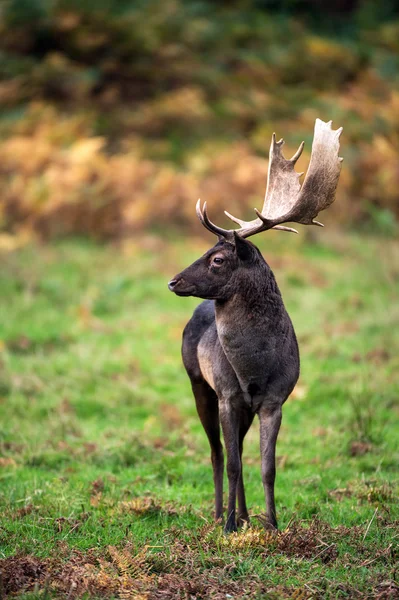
[168,119,343,532]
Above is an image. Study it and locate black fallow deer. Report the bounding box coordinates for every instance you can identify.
[168,119,343,533]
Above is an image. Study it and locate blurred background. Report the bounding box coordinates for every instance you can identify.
[0,0,399,241]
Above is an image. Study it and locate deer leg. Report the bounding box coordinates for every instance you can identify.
[237,410,254,527]
[236,442,248,527]
[191,381,224,521]
[219,401,241,533]
[259,404,282,530]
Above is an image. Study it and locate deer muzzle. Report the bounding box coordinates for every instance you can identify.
[168,277,196,296]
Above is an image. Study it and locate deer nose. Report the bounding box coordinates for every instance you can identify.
[168,279,179,291]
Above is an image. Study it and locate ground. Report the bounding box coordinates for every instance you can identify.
[0,230,398,599]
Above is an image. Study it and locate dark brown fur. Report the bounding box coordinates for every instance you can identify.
[169,234,299,532]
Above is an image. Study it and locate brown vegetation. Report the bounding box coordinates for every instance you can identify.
[0,2,398,240]
[1,517,397,599]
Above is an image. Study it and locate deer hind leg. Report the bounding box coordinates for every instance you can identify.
[191,381,224,521]
[259,404,282,530]
[237,409,255,527]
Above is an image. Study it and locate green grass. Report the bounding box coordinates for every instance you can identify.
[0,231,398,598]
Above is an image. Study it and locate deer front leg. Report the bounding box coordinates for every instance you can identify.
[236,441,248,527]
[219,400,241,533]
[259,404,282,530]
[237,409,254,526]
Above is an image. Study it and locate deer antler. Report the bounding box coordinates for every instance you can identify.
[196,119,343,239]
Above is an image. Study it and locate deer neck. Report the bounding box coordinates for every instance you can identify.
[214,270,285,388]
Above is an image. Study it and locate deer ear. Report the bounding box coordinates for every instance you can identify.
[233,231,254,261]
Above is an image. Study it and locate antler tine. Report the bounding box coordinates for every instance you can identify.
[223,211,247,227]
[290,141,305,163]
[196,199,231,238]
[273,225,299,233]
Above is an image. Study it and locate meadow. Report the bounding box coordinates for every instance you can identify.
[0,229,398,598]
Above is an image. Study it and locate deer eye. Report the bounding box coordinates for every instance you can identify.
[212,257,224,265]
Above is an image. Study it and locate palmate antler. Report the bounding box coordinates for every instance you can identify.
[197,119,343,239]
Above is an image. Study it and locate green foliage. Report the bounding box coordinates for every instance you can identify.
[0,232,398,597]
[363,204,398,237]
[2,0,50,27]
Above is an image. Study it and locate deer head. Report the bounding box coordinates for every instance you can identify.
[168,233,263,300]
[169,118,343,299]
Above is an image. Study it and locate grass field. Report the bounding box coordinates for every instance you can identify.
[0,231,398,599]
